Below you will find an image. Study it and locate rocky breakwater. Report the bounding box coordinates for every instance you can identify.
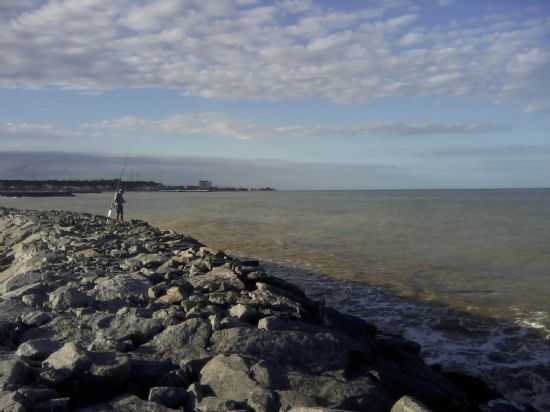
[0,207,503,412]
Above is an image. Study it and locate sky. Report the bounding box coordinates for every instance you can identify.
[0,0,549,189]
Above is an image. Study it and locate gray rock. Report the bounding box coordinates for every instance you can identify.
[148,386,187,409]
[156,287,189,305]
[16,339,61,361]
[196,396,248,412]
[14,386,58,405]
[77,394,177,411]
[49,286,92,311]
[42,342,91,378]
[211,327,354,373]
[141,318,212,363]
[34,397,70,412]
[276,391,320,412]
[96,307,164,346]
[93,274,151,302]
[0,355,33,388]
[20,311,52,328]
[200,354,278,412]
[287,370,391,411]
[287,408,354,412]
[188,267,246,292]
[0,391,26,412]
[391,396,434,412]
[229,304,258,323]
[2,271,44,294]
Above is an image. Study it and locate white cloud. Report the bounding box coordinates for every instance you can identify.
[0,0,548,110]
[84,113,502,140]
[1,115,502,142]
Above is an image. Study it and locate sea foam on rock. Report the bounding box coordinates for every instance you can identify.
[0,207,508,411]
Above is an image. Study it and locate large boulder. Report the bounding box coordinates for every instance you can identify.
[49,286,92,311]
[210,327,357,373]
[93,274,151,302]
[139,318,212,363]
[16,339,61,361]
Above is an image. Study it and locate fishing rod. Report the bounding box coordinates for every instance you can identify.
[108,154,129,218]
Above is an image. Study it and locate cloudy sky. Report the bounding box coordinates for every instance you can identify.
[1,0,549,189]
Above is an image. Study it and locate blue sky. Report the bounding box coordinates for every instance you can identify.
[1,0,549,189]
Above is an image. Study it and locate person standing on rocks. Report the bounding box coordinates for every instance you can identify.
[113,189,126,223]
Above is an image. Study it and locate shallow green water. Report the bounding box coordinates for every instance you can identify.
[2,189,550,331]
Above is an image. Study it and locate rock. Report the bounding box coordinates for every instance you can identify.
[188,267,246,292]
[140,318,212,363]
[86,351,131,390]
[95,307,164,346]
[2,271,44,294]
[0,391,26,412]
[20,312,52,328]
[49,286,92,311]
[156,287,188,305]
[229,304,259,322]
[373,348,471,412]
[93,274,151,302]
[16,339,61,361]
[75,249,98,258]
[196,396,248,412]
[148,283,168,299]
[34,397,70,412]
[257,316,328,334]
[211,327,355,373]
[200,354,256,401]
[184,383,205,412]
[277,391,320,411]
[148,386,187,409]
[78,394,177,411]
[42,342,91,380]
[14,387,59,406]
[287,409,355,412]
[0,357,33,388]
[391,396,434,412]
[377,333,422,357]
[287,371,391,411]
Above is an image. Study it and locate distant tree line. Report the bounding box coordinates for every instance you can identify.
[0,179,163,192]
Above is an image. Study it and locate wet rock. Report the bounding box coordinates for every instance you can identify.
[148,386,187,409]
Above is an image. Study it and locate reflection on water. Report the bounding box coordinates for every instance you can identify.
[2,189,550,330]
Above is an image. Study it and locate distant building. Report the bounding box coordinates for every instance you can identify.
[199,180,212,190]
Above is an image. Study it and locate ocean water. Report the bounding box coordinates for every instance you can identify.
[2,189,550,409]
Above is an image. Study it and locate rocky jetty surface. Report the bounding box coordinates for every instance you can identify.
[0,207,512,412]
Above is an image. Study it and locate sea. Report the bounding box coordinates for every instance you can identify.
[1,189,549,410]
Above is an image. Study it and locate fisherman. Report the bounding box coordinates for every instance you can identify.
[113,189,126,223]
